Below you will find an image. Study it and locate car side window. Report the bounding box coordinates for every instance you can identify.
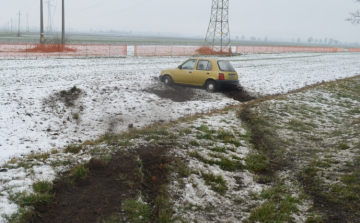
[196,60,212,71]
[181,60,197,70]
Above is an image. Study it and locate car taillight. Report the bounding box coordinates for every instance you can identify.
[219,73,225,80]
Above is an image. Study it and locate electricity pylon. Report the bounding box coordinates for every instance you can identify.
[46,0,53,34]
[204,0,231,52]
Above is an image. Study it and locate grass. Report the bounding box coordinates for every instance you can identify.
[32,181,52,194]
[207,147,227,153]
[196,125,216,134]
[66,164,90,184]
[27,152,50,161]
[216,130,235,141]
[196,133,213,140]
[122,199,151,223]
[298,155,360,221]
[245,152,270,173]
[338,142,350,150]
[238,105,285,176]
[201,172,227,195]
[247,196,299,223]
[173,160,191,178]
[179,128,192,135]
[73,113,80,120]
[60,86,81,95]
[98,153,112,164]
[189,140,200,146]
[2,207,36,223]
[64,144,83,154]
[188,151,243,171]
[246,183,301,223]
[287,119,315,132]
[18,192,54,207]
[154,194,174,223]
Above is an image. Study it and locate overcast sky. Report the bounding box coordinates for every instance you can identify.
[1,0,360,42]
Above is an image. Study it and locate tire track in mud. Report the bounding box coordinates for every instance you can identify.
[145,80,255,103]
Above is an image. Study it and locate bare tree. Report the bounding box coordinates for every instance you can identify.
[307,37,313,43]
[241,35,245,40]
[346,0,360,24]
[328,38,334,44]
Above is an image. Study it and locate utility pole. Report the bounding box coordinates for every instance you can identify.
[40,0,45,43]
[17,11,22,37]
[26,13,29,32]
[62,0,65,44]
[11,19,13,33]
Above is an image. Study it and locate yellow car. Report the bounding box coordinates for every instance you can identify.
[159,58,239,92]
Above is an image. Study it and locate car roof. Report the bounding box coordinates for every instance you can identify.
[189,58,221,62]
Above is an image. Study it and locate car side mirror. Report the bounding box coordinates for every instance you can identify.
[178,65,181,69]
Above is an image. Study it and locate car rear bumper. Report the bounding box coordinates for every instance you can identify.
[215,80,239,88]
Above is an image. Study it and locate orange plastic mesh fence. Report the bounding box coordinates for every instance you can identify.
[348,48,360,52]
[236,46,347,54]
[0,43,127,58]
[134,46,231,57]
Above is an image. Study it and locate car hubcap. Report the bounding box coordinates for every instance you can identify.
[165,79,169,84]
[208,84,214,91]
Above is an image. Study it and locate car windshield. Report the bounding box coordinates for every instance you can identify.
[181,60,197,70]
[218,61,236,72]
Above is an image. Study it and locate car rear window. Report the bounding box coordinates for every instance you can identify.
[218,61,236,72]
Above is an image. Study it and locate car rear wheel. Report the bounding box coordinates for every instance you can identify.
[205,80,216,93]
[164,76,173,86]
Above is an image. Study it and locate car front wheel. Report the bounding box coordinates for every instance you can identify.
[164,76,173,86]
[205,80,216,93]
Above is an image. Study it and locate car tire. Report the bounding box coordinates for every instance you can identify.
[164,76,173,86]
[205,80,217,93]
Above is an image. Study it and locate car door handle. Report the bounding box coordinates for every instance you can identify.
[189,71,192,73]
[206,73,210,74]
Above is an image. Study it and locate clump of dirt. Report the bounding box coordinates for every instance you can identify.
[31,145,171,223]
[196,46,231,56]
[25,44,76,53]
[43,86,82,108]
[222,88,256,102]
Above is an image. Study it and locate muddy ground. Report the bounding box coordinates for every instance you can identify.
[32,145,171,223]
[146,83,254,103]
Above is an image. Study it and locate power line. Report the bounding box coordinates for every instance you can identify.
[68,0,154,19]
[67,0,118,14]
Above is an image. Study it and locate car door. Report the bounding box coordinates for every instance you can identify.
[172,59,197,84]
[193,60,213,86]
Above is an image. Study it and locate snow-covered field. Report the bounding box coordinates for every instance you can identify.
[0,52,360,222]
[0,52,359,165]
